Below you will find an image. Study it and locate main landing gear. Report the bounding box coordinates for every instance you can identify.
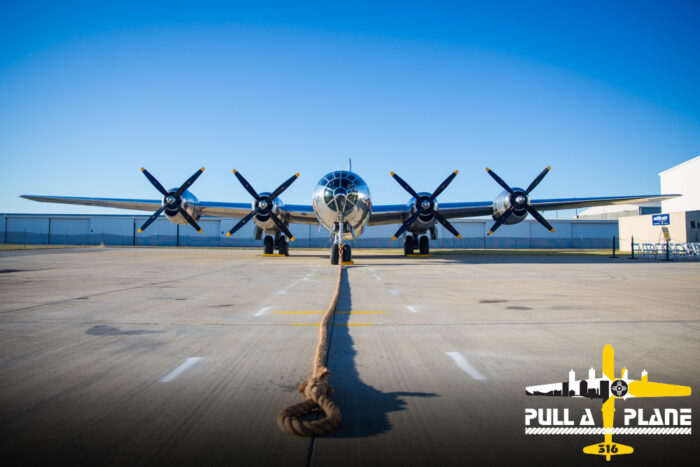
[404,235,430,256]
[263,234,289,256]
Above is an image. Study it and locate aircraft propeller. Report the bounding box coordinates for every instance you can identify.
[390,170,462,240]
[485,166,554,235]
[138,167,205,233]
[227,170,299,240]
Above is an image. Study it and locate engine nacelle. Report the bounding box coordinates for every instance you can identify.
[405,193,439,233]
[492,189,527,224]
[252,194,286,234]
[163,189,201,225]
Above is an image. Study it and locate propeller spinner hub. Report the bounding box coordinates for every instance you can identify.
[420,199,431,211]
[165,195,177,205]
[258,199,269,211]
[515,194,526,206]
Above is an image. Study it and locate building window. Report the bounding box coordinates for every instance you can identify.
[692,221,696,228]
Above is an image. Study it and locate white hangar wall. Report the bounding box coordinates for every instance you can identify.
[660,155,700,213]
[1,214,618,249]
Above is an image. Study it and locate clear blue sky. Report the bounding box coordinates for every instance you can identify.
[1,1,699,216]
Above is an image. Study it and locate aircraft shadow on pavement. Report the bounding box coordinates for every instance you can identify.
[324,268,437,438]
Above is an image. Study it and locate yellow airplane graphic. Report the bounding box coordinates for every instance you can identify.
[526,344,691,461]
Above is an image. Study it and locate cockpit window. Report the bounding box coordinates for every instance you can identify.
[321,171,359,213]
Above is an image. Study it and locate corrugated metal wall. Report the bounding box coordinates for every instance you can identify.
[0,214,618,248]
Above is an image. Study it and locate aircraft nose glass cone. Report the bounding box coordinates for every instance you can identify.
[334,187,348,211]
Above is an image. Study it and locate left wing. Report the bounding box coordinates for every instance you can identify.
[368,194,678,226]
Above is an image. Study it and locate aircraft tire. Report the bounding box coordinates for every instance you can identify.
[330,243,340,265]
[404,235,414,256]
[419,235,429,255]
[342,244,352,262]
[279,235,288,256]
[263,236,274,254]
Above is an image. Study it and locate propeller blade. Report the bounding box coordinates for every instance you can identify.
[177,206,203,233]
[233,169,261,200]
[432,209,462,238]
[226,210,257,237]
[269,173,300,201]
[487,208,514,235]
[485,168,515,195]
[431,170,459,200]
[269,211,295,241]
[141,168,168,196]
[390,172,420,199]
[391,209,422,240]
[175,167,205,197]
[525,205,555,232]
[525,166,551,195]
[138,206,166,233]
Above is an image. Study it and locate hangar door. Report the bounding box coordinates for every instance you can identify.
[50,218,90,245]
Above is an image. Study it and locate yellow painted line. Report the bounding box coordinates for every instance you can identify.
[261,254,286,257]
[407,254,430,257]
[291,323,375,326]
[274,311,384,314]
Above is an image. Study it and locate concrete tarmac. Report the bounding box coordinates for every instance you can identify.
[0,248,698,466]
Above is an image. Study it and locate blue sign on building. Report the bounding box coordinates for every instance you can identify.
[652,214,670,226]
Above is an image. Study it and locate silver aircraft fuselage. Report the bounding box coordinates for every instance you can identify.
[312,171,371,239]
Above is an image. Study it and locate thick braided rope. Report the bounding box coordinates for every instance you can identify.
[276,259,344,436]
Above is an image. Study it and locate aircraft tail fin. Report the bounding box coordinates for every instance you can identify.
[583,441,633,461]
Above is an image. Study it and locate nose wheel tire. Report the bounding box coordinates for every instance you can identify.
[419,235,429,255]
[342,244,352,262]
[263,235,274,255]
[404,235,415,256]
[330,244,340,265]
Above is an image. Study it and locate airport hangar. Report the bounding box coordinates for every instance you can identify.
[1,213,618,249]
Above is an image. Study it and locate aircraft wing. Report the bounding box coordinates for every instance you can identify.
[20,195,319,225]
[368,194,678,226]
[528,194,679,212]
[368,202,493,226]
[628,380,692,398]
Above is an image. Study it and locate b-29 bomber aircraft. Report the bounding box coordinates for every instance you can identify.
[22,165,677,264]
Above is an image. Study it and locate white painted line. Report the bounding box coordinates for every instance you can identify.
[406,306,417,313]
[160,357,202,383]
[255,306,271,317]
[446,352,487,380]
[276,289,287,295]
[369,268,375,272]
[388,290,399,295]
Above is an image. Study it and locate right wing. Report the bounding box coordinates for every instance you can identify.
[20,195,320,225]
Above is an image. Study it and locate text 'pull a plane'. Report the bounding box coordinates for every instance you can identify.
[22,165,678,264]
[526,344,691,461]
